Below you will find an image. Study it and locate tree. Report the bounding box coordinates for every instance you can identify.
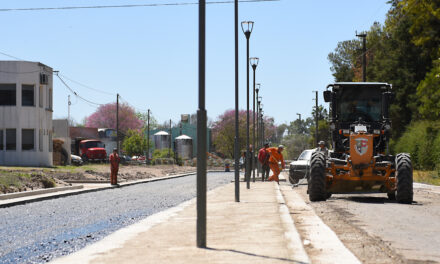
[122,129,152,156]
[327,39,361,82]
[85,103,144,132]
[136,111,159,130]
[417,58,440,120]
[212,109,277,158]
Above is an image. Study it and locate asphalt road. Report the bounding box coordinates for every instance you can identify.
[292,181,440,263]
[0,172,233,264]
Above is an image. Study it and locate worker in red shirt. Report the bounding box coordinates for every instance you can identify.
[258,142,270,181]
[267,145,285,184]
[109,148,120,186]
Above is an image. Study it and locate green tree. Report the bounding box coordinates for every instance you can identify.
[122,129,152,156]
[136,112,159,130]
[417,58,440,120]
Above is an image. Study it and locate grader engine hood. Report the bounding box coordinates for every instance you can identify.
[350,133,373,165]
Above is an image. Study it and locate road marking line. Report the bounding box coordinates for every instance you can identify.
[275,183,311,264]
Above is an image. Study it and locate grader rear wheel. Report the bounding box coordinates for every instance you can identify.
[396,153,413,204]
[308,151,327,201]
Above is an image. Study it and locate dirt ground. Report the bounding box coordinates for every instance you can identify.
[292,181,440,264]
[0,164,222,194]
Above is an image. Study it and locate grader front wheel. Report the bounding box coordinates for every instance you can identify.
[396,153,413,204]
[308,151,327,202]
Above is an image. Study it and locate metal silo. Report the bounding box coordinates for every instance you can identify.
[154,131,171,150]
[175,135,193,159]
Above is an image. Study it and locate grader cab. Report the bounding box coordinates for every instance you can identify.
[308,82,413,204]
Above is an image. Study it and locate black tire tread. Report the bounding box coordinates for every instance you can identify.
[396,153,413,204]
[309,151,327,201]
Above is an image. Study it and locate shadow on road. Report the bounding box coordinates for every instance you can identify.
[205,247,307,264]
[335,196,420,205]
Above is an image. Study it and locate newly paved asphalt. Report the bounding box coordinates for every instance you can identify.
[0,172,232,264]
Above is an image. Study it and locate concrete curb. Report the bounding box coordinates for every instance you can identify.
[274,184,311,263]
[0,185,83,200]
[0,170,230,208]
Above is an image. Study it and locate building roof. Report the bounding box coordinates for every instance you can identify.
[154,131,169,136]
[176,135,192,140]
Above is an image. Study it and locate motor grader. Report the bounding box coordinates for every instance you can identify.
[308,82,413,204]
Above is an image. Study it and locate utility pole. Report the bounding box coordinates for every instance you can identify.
[169,119,172,158]
[116,93,119,154]
[68,95,71,126]
[147,109,150,165]
[313,91,318,147]
[196,0,207,248]
[356,31,367,82]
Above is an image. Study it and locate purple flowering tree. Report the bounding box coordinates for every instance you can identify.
[85,103,144,132]
[212,109,276,158]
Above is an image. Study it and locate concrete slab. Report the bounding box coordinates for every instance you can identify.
[51,182,309,264]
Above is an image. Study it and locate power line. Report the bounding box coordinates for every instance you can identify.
[0,51,23,60]
[59,73,116,96]
[0,0,279,12]
[56,73,105,107]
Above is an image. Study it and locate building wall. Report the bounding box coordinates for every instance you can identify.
[53,119,71,165]
[0,61,53,167]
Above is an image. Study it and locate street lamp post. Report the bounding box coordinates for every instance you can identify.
[234,0,240,202]
[250,58,259,183]
[258,96,262,149]
[255,84,260,178]
[241,21,254,189]
[197,0,207,248]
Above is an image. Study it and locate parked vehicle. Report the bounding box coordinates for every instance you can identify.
[289,149,314,184]
[71,154,83,166]
[72,138,107,163]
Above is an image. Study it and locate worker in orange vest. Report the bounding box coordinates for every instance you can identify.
[109,148,120,186]
[267,145,285,184]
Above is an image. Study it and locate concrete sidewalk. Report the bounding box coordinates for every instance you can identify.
[52,181,310,264]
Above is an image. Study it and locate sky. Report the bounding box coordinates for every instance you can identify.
[0,0,391,126]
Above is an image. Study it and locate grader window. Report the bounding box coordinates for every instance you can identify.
[338,87,382,122]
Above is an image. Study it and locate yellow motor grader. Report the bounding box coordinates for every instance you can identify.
[308,82,413,204]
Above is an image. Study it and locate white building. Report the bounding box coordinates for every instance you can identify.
[0,61,53,167]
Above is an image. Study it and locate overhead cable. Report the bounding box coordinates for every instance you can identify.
[0,0,279,12]
[56,73,104,107]
[59,73,116,96]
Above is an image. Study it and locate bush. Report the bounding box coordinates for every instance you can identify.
[152,149,174,164]
[394,121,440,170]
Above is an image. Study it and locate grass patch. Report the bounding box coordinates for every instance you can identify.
[413,170,440,186]
[0,172,30,189]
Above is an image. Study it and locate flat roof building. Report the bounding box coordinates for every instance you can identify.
[0,61,54,167]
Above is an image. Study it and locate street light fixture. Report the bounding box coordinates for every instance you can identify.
[250,58,259,183]
[241,20,254,189]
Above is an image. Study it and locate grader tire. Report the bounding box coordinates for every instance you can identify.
[308,151,327,202]
[396,153,413,204]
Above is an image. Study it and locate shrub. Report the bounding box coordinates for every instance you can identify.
[394,121,440,170]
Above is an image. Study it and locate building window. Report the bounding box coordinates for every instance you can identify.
[39,85,43,108]
[48,131,53,152]
[22,129,35,150]
[0,84,16,106]
[6,129,16,150]
[0,130,3,150]
[46,87,53,110]
[49,88,53,110]
[22,85,35,106]
[39,129,43,151]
